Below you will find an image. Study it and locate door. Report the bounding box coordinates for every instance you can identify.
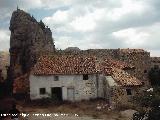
[51,87,62,101]
[67,88,75,101]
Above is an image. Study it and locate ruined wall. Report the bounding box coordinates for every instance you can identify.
[117,49,151,84]
[9,9,55,79]
[57,49,151,84]
[56,49,119,59]
[150,57,160,68]
[110,86,140,106]
[103,75,141,106]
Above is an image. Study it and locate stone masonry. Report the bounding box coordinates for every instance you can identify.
[150,57,160,68]
[57,48,151,85]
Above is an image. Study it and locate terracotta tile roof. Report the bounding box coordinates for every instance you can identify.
[31,55,141,86]
[13,74,29,93]
[32,55,98,75]
[100,59,141,86]
[101,58,134,70]
[112,68,142,86]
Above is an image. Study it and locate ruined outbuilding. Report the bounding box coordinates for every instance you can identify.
[100,59,142,105]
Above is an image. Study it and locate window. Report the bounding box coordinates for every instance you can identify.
[141,82,145,86]
[144,70,147,73]
[54,76,59,81]
[40,88,46,95]
[126,89,132,95]
[154,65,159,69]
[121,55,127,61]
[83,74,89,80]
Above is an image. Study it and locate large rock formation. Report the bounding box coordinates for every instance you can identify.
[9,9,55,80]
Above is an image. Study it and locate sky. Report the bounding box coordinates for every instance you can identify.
[0,0,160,56]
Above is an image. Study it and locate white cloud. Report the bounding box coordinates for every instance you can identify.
[41,0,160,57]
[40,0,73,9]
[44,10,69,25]
[1,0,160,56]
[0,30,10,42]
[70,15,96,32]
[113,28,150,47]
[0,29,10,51]
[19,0,44,10]
[149,50,160,57]
[70,8,105,32]
[107,0,147,21]
[54,36,75,50]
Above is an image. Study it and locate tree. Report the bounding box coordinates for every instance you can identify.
[133,87,160,120]
[148,66,160,86]
[39,20,45,30]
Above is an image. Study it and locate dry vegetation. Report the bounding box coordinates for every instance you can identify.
[15,99,132,120]
[0,97,136,120]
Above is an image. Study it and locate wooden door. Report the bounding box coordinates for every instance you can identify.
[67,88,75,101]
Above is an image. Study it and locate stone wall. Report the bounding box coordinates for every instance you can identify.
[110,86,140,106]
[29,74,101,101]
[150,57,160,68]
[57,49,151,85]
[117,50,150,85]
[56,49,118,59]
[102,75,141,106]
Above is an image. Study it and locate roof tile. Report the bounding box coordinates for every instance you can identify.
[33,55,98,75]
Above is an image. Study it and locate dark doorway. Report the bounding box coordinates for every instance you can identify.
[51,87,62,101]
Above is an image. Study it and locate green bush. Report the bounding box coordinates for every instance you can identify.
[39,20,45,30]
[148,66,160,86]
[133,87,160,120]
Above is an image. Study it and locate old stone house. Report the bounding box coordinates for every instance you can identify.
[29,55,103,101]
[100,59,142,105]
[13,55,142,105]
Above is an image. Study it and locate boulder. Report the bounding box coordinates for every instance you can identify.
[120,109,137,119]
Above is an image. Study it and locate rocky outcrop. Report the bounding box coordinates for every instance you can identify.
[9,9,55,79]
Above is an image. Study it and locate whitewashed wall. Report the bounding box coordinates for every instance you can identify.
[29,74,103,101]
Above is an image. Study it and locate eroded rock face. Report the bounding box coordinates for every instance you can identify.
[9,9,55,79]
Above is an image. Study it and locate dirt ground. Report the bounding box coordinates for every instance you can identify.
[1,98,131,120]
